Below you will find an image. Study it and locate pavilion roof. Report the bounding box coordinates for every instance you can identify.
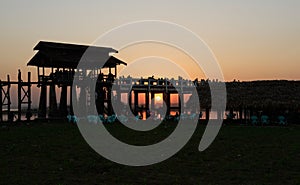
[27,41,127,69]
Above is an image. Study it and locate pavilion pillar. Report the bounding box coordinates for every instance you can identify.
[38,84,47,119]
[48,84,58,118]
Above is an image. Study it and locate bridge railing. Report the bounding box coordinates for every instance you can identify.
[114,76,196,89]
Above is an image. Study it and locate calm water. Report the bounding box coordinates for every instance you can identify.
[1,109,241,122]
[137,110,240,120]
[1,109,38,122]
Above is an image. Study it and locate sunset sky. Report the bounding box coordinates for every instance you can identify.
[0,0,299,82]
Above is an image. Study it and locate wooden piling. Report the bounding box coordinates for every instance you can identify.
[48,83,58,117]
[205,108,210,121]
[145,91,149,112]
[150,92,155,111]
[7,75,11,122]
[69,85,75,115]
[38,84,47,118]
[0,80,2,122]
[134,91,139,115]
[59,85,68,117]
[107,86,112,115]
[27,72,31,121]
[18,70,22,121]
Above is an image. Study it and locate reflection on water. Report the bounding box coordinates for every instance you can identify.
[135,110,237,121]
[1,109,38,122]
[1,109,241,122]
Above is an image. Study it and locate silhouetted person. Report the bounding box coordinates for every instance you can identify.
[107,72,114,83]
[97,73,104,82]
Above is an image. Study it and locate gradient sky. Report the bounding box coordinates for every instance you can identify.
[0,0,299,81]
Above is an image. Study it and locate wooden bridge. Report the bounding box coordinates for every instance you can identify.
[1,41,300,124]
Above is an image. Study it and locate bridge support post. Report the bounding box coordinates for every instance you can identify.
[48,84,58,117]
[205,108,210,121]
[150,92,155,111]
[70,85,75,115]
[26,72,32,121]
[0,81,2,122]
[179,93,183,114]
[17,70,22,121]
[134,91,139,115]
[59,85,68,117]
[129,91,133,113]
[38,84,47,119]
[145,91,150,111]
[107,86,112,115]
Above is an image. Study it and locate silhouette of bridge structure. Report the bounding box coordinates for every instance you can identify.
[1,41,300,124]
[0,41,126,122]
[0,41,200,122]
